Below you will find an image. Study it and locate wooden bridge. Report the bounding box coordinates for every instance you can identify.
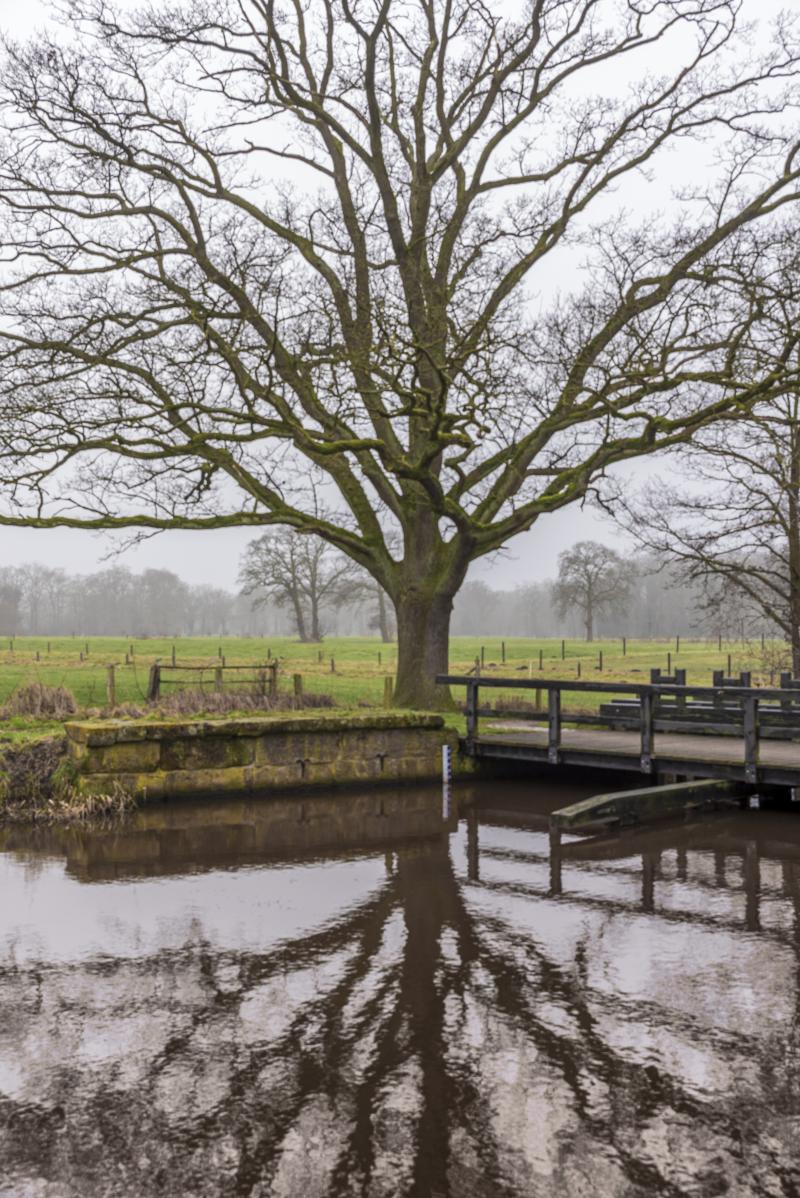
[438,673,800,789]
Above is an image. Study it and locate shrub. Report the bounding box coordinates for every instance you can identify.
[3,683,78,719]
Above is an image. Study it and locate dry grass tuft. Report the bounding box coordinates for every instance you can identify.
[3,683,78,719]
[152,687,335,717]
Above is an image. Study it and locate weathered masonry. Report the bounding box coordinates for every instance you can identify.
[65,713,456,800]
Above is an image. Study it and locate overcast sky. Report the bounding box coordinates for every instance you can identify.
[0,0,782,590]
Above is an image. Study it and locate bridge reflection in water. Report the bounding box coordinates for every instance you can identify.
[1,782,799,1197]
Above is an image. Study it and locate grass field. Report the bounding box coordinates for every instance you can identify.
[0,633,785,713]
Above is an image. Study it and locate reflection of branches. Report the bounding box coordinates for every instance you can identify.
[2,832,800,1195]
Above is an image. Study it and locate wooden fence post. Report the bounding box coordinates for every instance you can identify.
[147,664,161,702]
[214,666,223,693]
[561,639,565,660]
[598,649,603,672]
[106,665,116,709]
[269,662,278,697]
[547,689,561,764]
[640,689,654,773]
[501,640,506,664]
[480,645,485,668]
[293,673,303,699]
[539,648,543,670]
[466,680,479,750]
[383,676,394,708]
[622,636,627,655]
[171,645,176,667]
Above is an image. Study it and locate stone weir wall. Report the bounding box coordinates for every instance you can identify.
[64,712,455,800]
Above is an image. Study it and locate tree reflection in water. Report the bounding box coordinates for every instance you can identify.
[0,787,799,1196]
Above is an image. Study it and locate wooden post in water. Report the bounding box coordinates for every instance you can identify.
[743,695,760,785]
[106,665,116,709]
[383,676,394,707]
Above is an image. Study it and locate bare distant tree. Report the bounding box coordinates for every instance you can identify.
[613,391,800,671]
[554,542,634,641]
[0,2,799,702]
[240,532,359,642]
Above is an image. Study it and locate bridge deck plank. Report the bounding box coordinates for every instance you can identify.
[477,724,800,769]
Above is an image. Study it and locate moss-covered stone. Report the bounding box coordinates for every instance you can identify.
[65,713,456,801]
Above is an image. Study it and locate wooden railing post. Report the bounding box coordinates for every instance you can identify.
[675,668,687,711]
[214,666,223,693]
[106,664,116,709]
[269,661,278,697]
[466,680,479,750]
[743,695,759,784]
[640,688,654,773]
[547,688,561,764]
[146,663,161,702]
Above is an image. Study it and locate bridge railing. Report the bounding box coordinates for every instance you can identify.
[436,674,800,782]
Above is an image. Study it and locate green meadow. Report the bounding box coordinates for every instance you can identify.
[0,633,782,711]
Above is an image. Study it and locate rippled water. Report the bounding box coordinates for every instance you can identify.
[1,780,799,1196]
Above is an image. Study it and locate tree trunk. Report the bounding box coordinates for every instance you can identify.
[290,589,309,642]
[585,596,594,642]
[393,588,456,709]
[376,588,392,643]
[310,594,323,642]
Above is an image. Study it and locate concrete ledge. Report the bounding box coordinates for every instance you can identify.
[64,712,455,800]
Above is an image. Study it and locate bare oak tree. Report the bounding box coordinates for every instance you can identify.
[554,541,634,641]
[615,393,800,671]
[240,530,359,641]
[0,0,800,703]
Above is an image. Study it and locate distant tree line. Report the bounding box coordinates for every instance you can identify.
[452,552,756,641]
[0,542,771,642]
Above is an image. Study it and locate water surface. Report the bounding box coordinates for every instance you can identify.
[1,780,799,1196]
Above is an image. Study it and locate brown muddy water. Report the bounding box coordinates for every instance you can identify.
[1,778,799,1197]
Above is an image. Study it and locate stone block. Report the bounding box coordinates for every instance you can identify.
[84,740,161,774]
[160,736,254,772]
